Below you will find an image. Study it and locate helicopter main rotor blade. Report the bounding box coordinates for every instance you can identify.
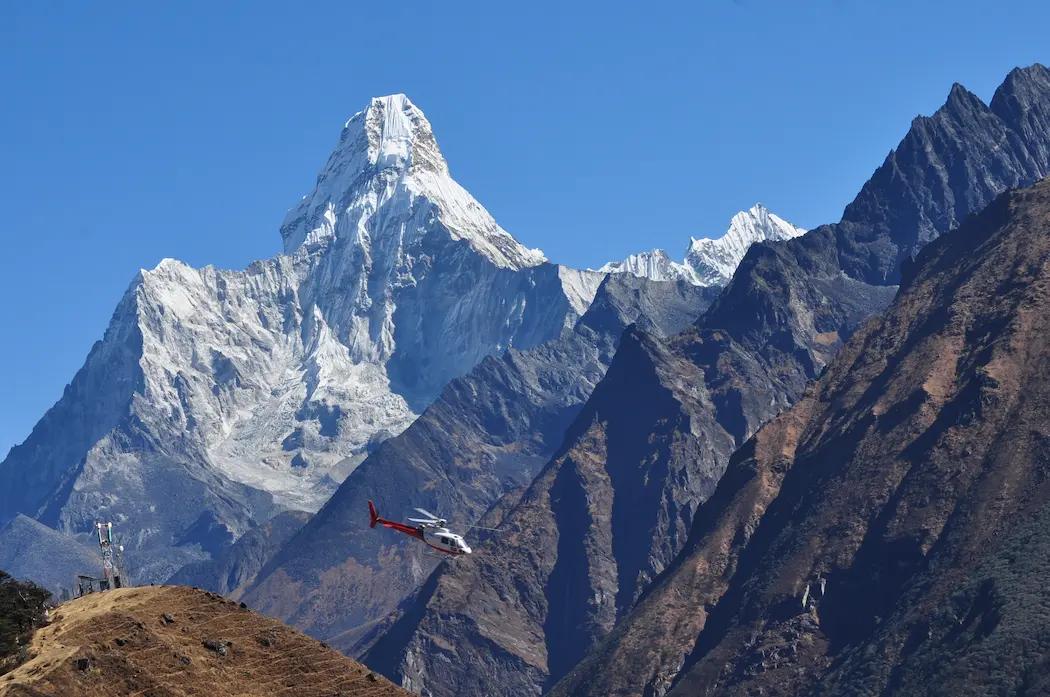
[466,524,502,532]
[414,507,443,521]
[408,517,438,525]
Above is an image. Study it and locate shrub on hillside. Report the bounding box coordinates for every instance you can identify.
[0,569,51,673]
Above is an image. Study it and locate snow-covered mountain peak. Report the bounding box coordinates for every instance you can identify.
[600,204,806,287]
[341,94,447,176]
[685,203,805,285]
[279,94,545,270]
[0,93,602,578]
[693,203,801,253]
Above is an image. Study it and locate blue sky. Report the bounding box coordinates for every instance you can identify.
[2,0,1048,456]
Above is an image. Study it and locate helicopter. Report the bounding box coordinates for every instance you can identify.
[368,500,476,556]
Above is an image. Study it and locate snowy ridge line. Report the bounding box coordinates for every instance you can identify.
[281,94,546,270]
[599,203,806,287]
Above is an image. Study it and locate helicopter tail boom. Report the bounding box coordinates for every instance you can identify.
[367,500,424,540]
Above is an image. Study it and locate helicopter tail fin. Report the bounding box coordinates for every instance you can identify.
[368,500,379,528]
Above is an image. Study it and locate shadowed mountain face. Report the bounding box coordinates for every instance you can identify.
[360,326,750,696]
[362,65,1050,697]
[241,275,717,646]
[839,65,1050,284]
[357,290,878,696]
[553,179,1050,697]
[166,510,311,599]
[0,516,100,596]
[702,65,1050,387]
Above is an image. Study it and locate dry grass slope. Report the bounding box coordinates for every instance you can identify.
[0,585,411,697]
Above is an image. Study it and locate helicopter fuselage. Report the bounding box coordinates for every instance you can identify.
[368,500,472,555]
[421,525,471,555]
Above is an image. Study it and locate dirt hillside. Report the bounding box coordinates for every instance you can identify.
[0,585,411,697]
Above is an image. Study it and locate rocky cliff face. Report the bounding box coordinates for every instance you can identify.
[703,65,1050,385]
[555,177,1050,697]
[241,274,716,649]
[839,66,1050,284]
[0,94,602,581]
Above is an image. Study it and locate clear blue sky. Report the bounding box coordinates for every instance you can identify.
[2,0,1048,457]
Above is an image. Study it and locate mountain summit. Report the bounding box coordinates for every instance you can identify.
[685,204,806,285]
[281,94,546,269]
[600,203,805,286]
[0,95,600,580]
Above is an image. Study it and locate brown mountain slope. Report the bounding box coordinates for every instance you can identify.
[361,328,743,696]
[0,586,410,697]
[553,178,1050,697]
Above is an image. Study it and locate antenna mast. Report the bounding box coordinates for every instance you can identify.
[95,522,126,590]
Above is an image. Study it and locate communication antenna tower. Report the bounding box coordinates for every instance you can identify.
[95,522,126,590]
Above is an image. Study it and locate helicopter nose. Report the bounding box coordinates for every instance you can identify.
[462,545,472,554]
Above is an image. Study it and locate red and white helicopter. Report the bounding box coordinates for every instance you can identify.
[368,500,474,556]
